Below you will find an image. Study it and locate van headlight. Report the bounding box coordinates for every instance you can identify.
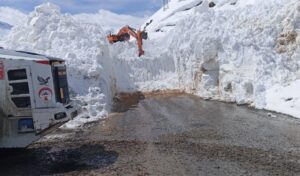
[54,112,67,120]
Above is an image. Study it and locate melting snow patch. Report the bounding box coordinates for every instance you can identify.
[266,80,300,118]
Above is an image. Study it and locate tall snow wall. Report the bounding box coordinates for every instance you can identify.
[129,0,300,118]
[166,0,300,116]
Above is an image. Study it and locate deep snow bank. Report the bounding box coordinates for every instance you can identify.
[109,38,178,92]
[145,0,300,118]
[1,3,116,127]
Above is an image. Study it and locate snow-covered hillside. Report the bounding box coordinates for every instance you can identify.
[1,0,300,128]
[0,7,27,38]
[0,7,27,26]
[73,10,145,33]
[142,0,203,39]
[0,21,12,38]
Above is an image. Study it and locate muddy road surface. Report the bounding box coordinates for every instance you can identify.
[0,94,300,176]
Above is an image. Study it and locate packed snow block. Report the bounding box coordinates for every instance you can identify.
[113,53,176,92]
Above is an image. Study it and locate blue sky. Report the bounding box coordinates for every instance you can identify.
[0,0,162,16]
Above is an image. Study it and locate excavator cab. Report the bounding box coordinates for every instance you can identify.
[107,32,131,43]
[106,25,148,57]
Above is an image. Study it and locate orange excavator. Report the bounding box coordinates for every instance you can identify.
[107,25,148,57]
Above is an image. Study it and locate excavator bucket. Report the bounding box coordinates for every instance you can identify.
[107,35,119,44]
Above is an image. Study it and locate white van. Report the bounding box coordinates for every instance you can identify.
[0,48,79,148]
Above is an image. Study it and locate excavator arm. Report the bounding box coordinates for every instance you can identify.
[107,25,147,57]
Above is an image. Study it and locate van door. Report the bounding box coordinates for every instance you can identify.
[52,64,70,104]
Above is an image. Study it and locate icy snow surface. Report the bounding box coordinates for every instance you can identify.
[1,0,300,128]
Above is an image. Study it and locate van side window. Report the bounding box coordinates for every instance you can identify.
[8,69,27,80]
[7,68,31,109]
[11,97,31,108]
[9,83,30,95]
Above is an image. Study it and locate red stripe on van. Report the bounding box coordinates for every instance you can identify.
[36,60,49,65]
[0,61,4,80]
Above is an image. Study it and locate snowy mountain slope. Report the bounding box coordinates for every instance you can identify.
[0,7,27,26]
[0,21,12,30]
[0,21,12,38]
[0,7,26,38]
[73,10,145,33]
[143,0,204,39]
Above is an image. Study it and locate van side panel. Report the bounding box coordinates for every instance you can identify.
[31,62,57,108]
[2,59,33,117]
[0,109,39,148]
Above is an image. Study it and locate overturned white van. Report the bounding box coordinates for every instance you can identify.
[0,48,79,148]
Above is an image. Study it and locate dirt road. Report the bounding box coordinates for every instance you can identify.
[0,94,300,175]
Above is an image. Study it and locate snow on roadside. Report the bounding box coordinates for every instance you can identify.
[142,0,300,118]
[266,80,300,118]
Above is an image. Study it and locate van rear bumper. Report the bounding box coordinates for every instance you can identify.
[0,117,40,148]
[0,102,81,148]
[32,101,81,133]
